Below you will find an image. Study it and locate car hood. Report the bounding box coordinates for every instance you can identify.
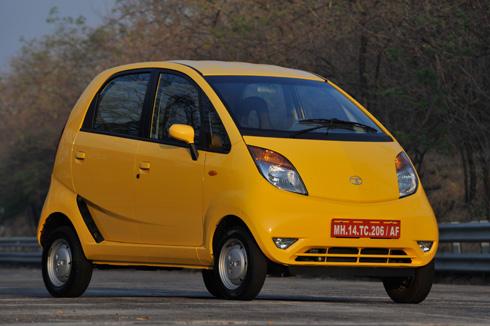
[243,136,403,203]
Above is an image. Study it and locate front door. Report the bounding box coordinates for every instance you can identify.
[134,72,205,246]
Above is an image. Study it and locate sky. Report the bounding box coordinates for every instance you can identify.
[0,0,115,72]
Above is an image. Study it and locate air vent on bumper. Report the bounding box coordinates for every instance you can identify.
[295,247,412,264]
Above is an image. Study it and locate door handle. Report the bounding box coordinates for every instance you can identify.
[139,162,151,171]
[75,151,86,160]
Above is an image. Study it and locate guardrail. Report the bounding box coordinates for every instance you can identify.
[0,237,41,264]
[1,222,489,272]
[436,222,490,272]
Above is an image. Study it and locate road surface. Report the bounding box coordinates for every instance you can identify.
[0,267,489,325]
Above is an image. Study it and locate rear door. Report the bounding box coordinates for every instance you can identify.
[72,71,152,243]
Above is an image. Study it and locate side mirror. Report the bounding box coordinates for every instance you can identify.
[168,124,199,160]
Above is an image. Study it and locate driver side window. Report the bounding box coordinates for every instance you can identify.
[150,73,201,144]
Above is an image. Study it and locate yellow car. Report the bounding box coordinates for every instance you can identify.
[37,61,438,303]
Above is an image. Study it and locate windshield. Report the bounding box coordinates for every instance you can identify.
[206,76,391,141]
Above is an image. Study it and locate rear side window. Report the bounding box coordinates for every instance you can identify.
[93,73,150,136]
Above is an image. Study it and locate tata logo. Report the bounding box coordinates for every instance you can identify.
[349,176,363,185]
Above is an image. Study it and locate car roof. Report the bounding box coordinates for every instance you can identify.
[171,60,324,81]
[103,61,325,82]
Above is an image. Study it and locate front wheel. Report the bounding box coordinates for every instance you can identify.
[42,226,93,297]
[382,260,434,304]
[202,226,267,300]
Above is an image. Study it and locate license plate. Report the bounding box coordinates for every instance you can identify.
[331,219,400,239]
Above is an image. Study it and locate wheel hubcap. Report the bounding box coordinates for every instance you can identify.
[47,239,72,287]
[218,238,248,290]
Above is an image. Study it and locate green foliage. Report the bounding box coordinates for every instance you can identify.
[416,68,438,87]
[0,131,54,219]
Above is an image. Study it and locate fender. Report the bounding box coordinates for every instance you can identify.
[37,177,99,257]
[198,191,278,265]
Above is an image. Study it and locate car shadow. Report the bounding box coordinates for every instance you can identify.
[0,287,388,304]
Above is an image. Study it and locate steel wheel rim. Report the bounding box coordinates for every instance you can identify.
[47,239,72,287]
[218,238,248,290]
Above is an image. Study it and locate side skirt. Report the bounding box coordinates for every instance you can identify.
[77,195,105,243]
[93,261,211,270]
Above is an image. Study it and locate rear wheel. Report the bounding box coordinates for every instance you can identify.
[383,260,434,303]
[42,226,93,297]
[202,226,267,300]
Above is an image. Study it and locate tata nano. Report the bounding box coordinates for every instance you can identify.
[38,61,438,303]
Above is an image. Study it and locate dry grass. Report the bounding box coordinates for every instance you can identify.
[0,211,37,237]
[423,152,489,222]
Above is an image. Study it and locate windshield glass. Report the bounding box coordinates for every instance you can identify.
[206,76,391,141]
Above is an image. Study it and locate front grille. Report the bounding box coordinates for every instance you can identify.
[295,247,413,264]
[329,247,358,255]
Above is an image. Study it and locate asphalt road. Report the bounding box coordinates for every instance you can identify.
[0,267,489,325]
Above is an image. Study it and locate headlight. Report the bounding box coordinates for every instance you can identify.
[396,152,418,197]
[248,146,307,195]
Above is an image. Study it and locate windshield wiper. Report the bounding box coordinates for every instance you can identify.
[291,118,378,138]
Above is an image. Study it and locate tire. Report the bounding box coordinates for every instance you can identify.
[202,269,224,298]
[383,260,434,304]
[42,226,93,297]
[202,225,267,300]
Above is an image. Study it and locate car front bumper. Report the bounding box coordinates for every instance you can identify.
[244,186,438,269]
